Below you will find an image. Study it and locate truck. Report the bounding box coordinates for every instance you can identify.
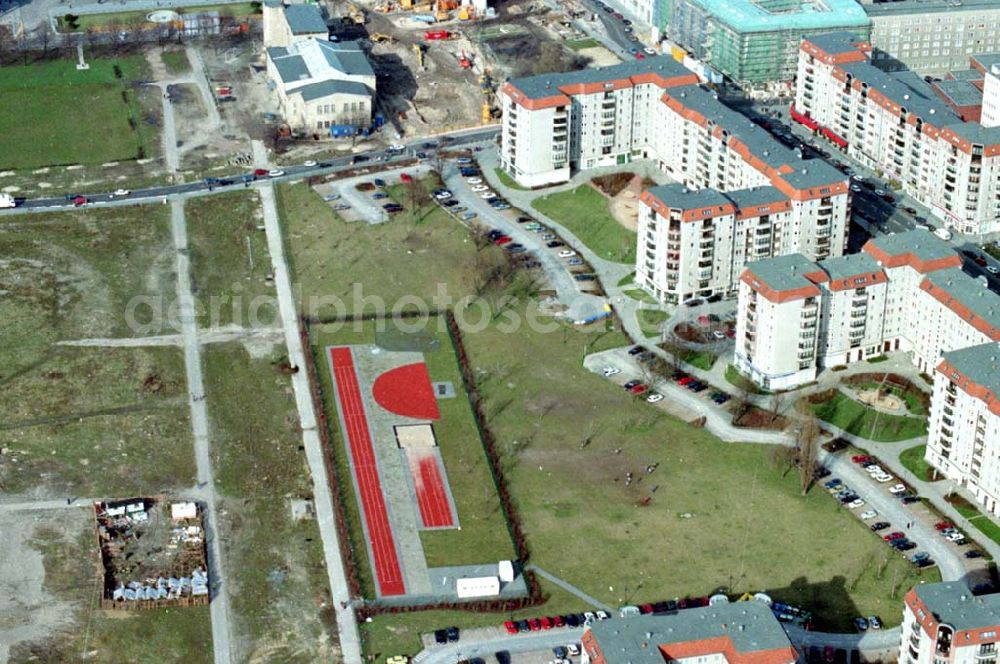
[0,193,16,209]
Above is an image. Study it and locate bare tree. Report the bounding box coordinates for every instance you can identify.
[0,25,15,63]
[37,22,55,58]
[767,391,786,424]
[797,416,821,495]
[770,445,798,476]
[403,179,432,220]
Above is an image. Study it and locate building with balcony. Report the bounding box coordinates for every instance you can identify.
[864,0,1000,75]
[663,0,869,92]
[794,32,1000,236]
[581,601,798,664]
[900,582,1000,664]
[929,344,1000,516]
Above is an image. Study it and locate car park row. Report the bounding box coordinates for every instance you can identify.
[602,346,733,407]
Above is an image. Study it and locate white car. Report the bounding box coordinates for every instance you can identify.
[111,188,131,197]
[859,510,878,520]
[303,160,317,167]
[268,169,285,177]
[934,227,953,241]
[947,532,966,543]
[467,177,483,184]
[851,174,865,182]
[643,47,656,55]
[433,190,453,200]
[988,266,1000,275]
[596,610,610,620]
[850,184,861,193]
[479,190,495,198]
[568,644,581,657]
[847,499,865,509]
[602,366,620,377]
[471,184,488,192]
[865,464,884,475]
[583,611,596,624]
[646,393,664,403]
[875,188,887,197]
[712,330,726,340]
[888,484,907,495]
[874,473,895,483]
[388,144,405,152]
[558,249,577,258]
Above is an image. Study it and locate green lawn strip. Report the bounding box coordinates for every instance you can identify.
[945,496,1000,547]
[161,49,191,75]
[457,307,925,631]
[310,320,513,573]
[0,346,195,497]
[532,185,636,263]
[725,364,769,395]
[565,37,600,51]
[623,287,657,304]
[811,391,927,442]
[899,445,940,482]
[186,191,277,328]
[617,272,635,288]
[278,181,499,315]
[681,349,716,371]
[637,308,668,337]
[0,55,154,168]
[494,167,529,190]
[361,580,588,659]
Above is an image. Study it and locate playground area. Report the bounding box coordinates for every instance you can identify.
[319,319,522,603]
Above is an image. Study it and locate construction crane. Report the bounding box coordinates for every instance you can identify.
[412,43,425,69]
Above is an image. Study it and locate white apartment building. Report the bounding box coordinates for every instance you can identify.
[929,343,1000,515]
[734,229,982,390]
[500,57,850,304]
[900,582,1000,664]
[795,32,1000,236]
[982,58,1000,129]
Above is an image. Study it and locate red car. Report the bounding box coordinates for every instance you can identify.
[935,521,955,531]
[73,196,88,207]
[540,616,553,630]
[640,603,655,614]
[553,615,565,627]
[677,376,694,386]
[852,455,873,464]
[400,172,413,183]
[630,383,649,395]
[253,168,268,177]
[494,235,512,245]
[503,620,517,634]
[635,53,645,60]
[528,618,542,631]
[884,532,905,541]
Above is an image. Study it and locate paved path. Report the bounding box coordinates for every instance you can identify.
[0,498,96,513]
[258,180,362,664]
[185,45,222,131]
[526,566,613,612]
[54,326,284,348]
[169,198,233,664]
[416,627,585,664]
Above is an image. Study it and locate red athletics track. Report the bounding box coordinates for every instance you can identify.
[407,451,456,528]
[329,347,406,597]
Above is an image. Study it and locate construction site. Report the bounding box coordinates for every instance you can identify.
[322,0,605,137]
[94,498,210,610]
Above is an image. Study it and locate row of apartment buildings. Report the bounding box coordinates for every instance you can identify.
[499,57,850,304]
[735,229,1000,514]
[793,32,1000,236]
[581,583,1000,664]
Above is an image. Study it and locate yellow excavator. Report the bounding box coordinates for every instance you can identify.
[369,32,395,43]
[412,43,425,69]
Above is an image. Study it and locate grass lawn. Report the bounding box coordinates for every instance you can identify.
[852,381,927,416]
[638,308,668,337]
[532,185,636,263]
[186,192,278,328]
[0,346,195,497]
[278,181,504,314]
[0,204,175,340]
[454,305,932,631]
[899,445,940,482]
[623,287,658,304]
[681,349,716,371]
[565,37,600,51]
[0,55,156,168]
[946,495,1000,547]
[161,49,191,75]
[310,319,514,579]
[202,342,337,661]
[494,167,528,190]
[725,364,769,395]
[811,391,928,442]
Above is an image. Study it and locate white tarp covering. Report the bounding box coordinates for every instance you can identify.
[456,576,500,598]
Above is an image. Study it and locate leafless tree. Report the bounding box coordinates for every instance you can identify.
[37,22,55,57]
[797,416,821,495]
[404,179,432,221]
[767,391,786,424]
[770,445,798,476]
[0,25,15,63]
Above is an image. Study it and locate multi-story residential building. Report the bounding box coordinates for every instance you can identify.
[864,0,1000,75]
[637,183,842,304]
[734,229,984,390]
[581,601,798,664]
[928,343,1000,515]
[794,33,1000,235]
[500,57,850,304]
[982,57,1000,128]
[900,582,1000,664]
[664,0,869,92]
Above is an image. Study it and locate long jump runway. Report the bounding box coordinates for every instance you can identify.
[405,448,457,529]
[328,347,406,597]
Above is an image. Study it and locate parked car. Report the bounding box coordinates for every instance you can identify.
[888,484,908,495]
[646,393,664,403]
[859,510,878,520]
[504,620,517,634]
[434,629,448,644]
[558,249,577,258]
[596,610,610,620]
[855,617,869,631]
[446,626,459,641]
[847,499,865,509]
[540,616,553,630]
[574,274,597,282]
[870,521,890,531]
[966,550,985,559]
[460,212,477,221]
[268,169,285,177]
[868,616,882,630]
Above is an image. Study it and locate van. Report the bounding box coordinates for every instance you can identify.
[934,227,953,241]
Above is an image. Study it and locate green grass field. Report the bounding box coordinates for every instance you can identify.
[532,185,637,263]
[161,49,191,75]
[638,308,668,337]
[0,55,157,169]
[494,167,528,190]
[725,365,769,395]
[186,192,278,328]
[565,37,600,51]
[946,494,1000,547]
[899,445,940,482]
[811,391,928,442]
[310,320,514,579]
[203,342,338,661]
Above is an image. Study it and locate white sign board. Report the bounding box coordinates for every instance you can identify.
[456,576,500,598]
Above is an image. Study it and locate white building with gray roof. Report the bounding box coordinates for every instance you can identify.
[902,582,1000,664]
[266,38,376,132]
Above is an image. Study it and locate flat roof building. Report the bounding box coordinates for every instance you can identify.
[901,582,1000,664]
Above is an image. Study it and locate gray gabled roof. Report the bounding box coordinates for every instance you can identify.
[284,3,327,35]
[294,78,371,101]
[839,60,959,125]
[318,39,375,77]
[922,268,1000,334]
[914,582,1000,630]
[745,253,822,294]
[941,343,1000,404]
[269,50,310,83]
[507,55,691,101]
[586,602,794,664]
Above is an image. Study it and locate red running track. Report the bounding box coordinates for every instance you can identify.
[329,347,406,597]
[407,450,456,528]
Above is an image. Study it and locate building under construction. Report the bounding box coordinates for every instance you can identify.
[94,498,210,610]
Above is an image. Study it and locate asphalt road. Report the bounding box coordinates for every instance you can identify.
[577,0,647,57]
[1,126,500,214]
